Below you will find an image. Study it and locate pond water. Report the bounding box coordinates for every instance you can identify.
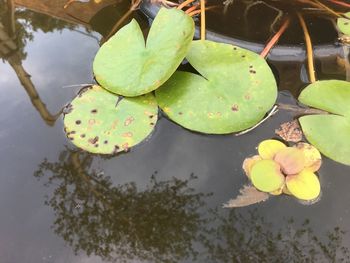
[1,1,350,262]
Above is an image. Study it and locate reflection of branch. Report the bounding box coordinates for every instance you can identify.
[278,103,329,115]
[7,54,61,126]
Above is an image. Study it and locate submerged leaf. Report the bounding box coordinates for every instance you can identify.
[250,160,285,192]
[223,185,269,208]
[298,80,350,165]
[258,139,287,159]
[63,85,158,154]
[93,7,194,96]
[274,147,305,175]
[156,40,277,134]
[286,170,321,201]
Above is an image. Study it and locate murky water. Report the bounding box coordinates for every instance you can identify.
[1,1,350,262]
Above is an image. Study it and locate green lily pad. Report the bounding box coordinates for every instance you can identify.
[286,170,321,201]
[93,7,194,97]
[298,80,350,165]
[63,85,158,154]
[337,12,350,36]
[155,40,277,134]
[250,160,285,192]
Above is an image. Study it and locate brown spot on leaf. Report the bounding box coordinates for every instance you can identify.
[80,134,86,138]
[231,104,239,111]
[245,94,251,100]
[178,112,183,115]
[249,70,256,74]
[91,109,98,114]
[122,143,129,152]
[89,119,96,125]
[124,116,134,126]
[122,132,133,137]
[88,136,99,144]
[75,120,81,125]
[112,145,120,154]
[104,140,108,144]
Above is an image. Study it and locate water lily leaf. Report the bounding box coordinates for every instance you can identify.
[155,40,277,134]
[63,85,158,154]
[286,170,321,201]
[242,155,262,178]
[274,147,305,175]
[250,160,285,192]
[223,185,269,208]
[295,142,322,172]
[258,139,287,159]
[298,80,350,165]
[337,12,350,36]
[93,7,194,96]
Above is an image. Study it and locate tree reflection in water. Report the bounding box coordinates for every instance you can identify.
[34,150,209,263]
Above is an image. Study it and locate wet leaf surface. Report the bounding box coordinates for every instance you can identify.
[156,40,277,134]
[93,7,194,96]
[63,85,158,154]
[258,139,287,160]
[298,80,350,165]
[250,159,285,192]
[286,170,321,201]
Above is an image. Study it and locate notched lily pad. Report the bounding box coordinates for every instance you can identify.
[63,85,158,154]
[93,7,194,96]
[250,159,285,192]
[298,80,350,165]
[286,170,321,201]
[258,139,287,159]
[156,40,277,134]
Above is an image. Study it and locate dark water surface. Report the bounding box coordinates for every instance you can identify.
[1,1,350,262]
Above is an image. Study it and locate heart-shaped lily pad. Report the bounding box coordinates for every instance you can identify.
[298,80,350,165]
[155,40,277,134]
[250,160,285,192]
[286,170,321,201]
[63,85,158,154]
[93,7,194,97]
[337,12,350,36]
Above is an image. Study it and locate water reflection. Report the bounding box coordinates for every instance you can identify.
[34,149,209,263]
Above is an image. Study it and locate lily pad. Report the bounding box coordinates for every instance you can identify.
[156,40,277,134]
[295,142,322,172]
[250,160,285,192]
[258,139,286,160]
[274,147,305,175]
[298,80,350,165]
[63,85,158,154]
[286,170,321,201]
[93,7,194,96]
[337,12,350,36]
[242,155,262,178]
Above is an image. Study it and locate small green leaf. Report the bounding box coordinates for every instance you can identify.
[298,80,350,165]
[286,170,321,201]
[93,7,194,96]
[258,139,287,159]
[63,85,158,154]
[250,160,285,192]
[337,12,350,36]
[156,40,277,134]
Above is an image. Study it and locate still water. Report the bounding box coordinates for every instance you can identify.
[1,0,350,262]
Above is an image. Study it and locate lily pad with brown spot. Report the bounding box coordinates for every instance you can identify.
[155,40,277,134]
[63,85,158,154]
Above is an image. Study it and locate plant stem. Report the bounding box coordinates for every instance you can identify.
[297,13,316,83]
[312,0,342,17]
[185,3,199,14]
[327,0,350,8]
[200,0,206,40]
[260,17,290,58]
[177,0,196,10]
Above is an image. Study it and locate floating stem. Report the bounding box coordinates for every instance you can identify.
[200,0,206,40]
[260,17,290,58]
[297,13,316,83]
